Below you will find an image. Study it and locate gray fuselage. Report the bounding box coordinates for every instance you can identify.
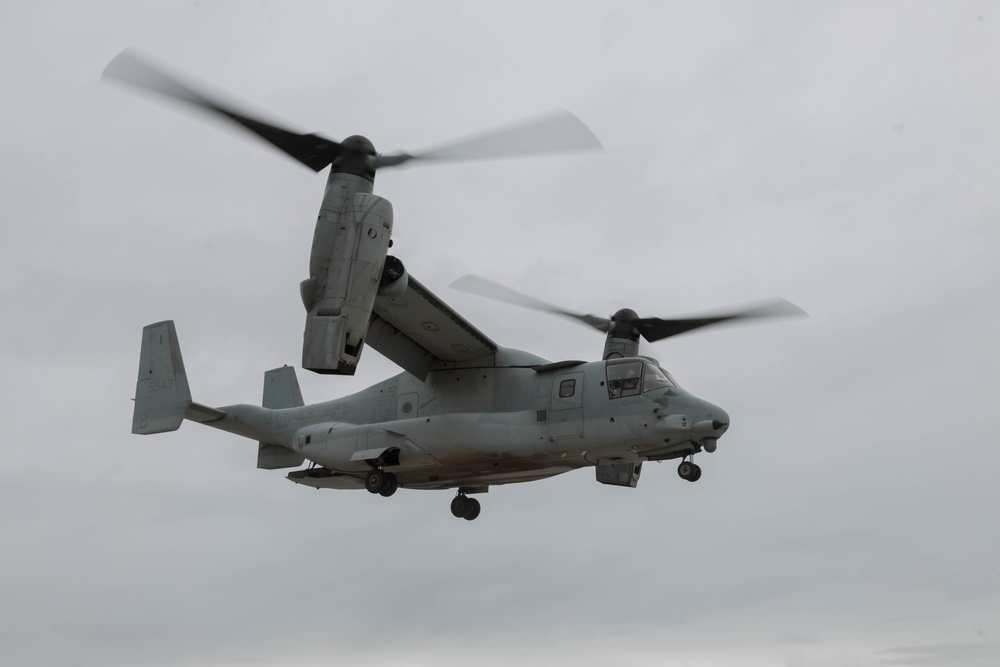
[212,351,729,491]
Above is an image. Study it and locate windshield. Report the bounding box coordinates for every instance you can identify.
[607,360,678,398]
[643,364,675,392]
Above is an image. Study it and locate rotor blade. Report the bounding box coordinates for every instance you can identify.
[102,49,340,171]
[635,299,807,342]
[450,275,611,333]
[375,110,603,169]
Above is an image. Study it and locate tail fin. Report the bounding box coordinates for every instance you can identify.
[132,320,192,434]
[257,366,306,469]
[262,366,304,409]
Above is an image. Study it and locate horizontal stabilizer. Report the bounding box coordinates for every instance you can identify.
[133,321,192,434]
[185,402,226,423]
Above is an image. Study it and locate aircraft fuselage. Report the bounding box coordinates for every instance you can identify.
[210,354,729,491]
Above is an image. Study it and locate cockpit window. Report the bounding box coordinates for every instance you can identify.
[664,370,680,389]
[607,361,643,398]
[643,364,676,392]
[607,360,677,398]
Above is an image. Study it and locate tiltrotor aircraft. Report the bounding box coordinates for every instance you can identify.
[113,50,803,520]
[133,273,802,520]
[103,49,602,375]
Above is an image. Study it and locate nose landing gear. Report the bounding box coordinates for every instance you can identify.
[677,458,702,482]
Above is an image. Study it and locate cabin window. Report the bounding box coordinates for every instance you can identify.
[559,379,576,398]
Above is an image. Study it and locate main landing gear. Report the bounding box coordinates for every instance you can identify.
[450,493,481,521]
[677,458,702,482]
[364,468,399,497]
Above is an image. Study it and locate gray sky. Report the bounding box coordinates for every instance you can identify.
[2,1,999,665]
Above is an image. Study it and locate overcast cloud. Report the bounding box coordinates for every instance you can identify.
[1,2,998,666]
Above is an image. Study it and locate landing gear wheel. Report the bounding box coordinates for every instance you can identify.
[378,472,399,497]
[463,497,481,521]
[451,495,471,518]
[677,461,702,482]
[364,468,386,494]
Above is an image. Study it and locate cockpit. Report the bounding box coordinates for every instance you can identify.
[606,359,679,399]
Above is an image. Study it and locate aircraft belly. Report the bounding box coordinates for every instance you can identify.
[292,412,611,491]
[287,468,365,490]
[386,413,565,489]
[288,459,580,492]
[395,460,579,491]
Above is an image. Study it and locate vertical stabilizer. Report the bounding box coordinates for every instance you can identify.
[257,366,306,469]
[262,366,304,409]
[133,320,192,434]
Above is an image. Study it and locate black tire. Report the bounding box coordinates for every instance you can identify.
[688,464,702,482]
[365,468,385,494]
[463,497,481,521]
[450,495,470,518]
[379,472,399,497]
[677,461,693,480]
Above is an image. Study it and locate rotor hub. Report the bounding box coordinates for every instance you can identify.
[610,308,641,342]
[334,134,377,182]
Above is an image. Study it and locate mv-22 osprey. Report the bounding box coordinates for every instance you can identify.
[110,50,803,519]
[133,273,802,521]
[103,50,602,375]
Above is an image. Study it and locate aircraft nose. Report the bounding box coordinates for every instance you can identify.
[705,403,730,434]
[695,403,729,454]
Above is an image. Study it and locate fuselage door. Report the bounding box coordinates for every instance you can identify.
[549,371,584,440]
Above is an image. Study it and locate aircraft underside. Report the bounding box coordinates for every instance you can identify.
[286,459,581,492]
[286,458,586,521]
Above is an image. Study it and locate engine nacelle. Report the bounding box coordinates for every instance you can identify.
[302,192,393,375]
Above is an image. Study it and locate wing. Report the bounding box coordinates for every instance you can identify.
[367,274,498,380]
